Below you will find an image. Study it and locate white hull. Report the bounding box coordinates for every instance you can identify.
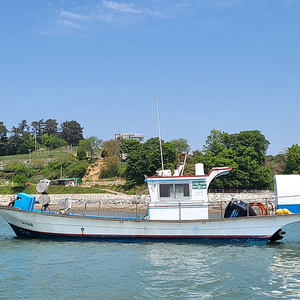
[1,206,300,243]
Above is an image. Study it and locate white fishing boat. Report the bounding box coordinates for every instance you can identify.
[1,163,300,244]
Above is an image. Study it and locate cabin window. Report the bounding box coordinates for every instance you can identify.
[159,183,190,199]
[175,184,190,197]
[160,184,173,197]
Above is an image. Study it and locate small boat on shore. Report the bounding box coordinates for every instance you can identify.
[1,163,300,244]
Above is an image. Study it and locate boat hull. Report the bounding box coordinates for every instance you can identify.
[8,224,271,244]
[1,206,300,244]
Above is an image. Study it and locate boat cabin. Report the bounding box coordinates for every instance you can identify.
[145,163,231,221]
[274,174,300,213]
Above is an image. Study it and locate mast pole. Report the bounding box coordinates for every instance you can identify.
[156,98,164,171]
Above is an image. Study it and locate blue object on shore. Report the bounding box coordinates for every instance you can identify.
[14,193,36,211]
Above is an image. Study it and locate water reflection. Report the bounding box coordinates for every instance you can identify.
[265,245,300,298]
[136,241,300,299]
[137,244,269,299]
[1,215,300,299]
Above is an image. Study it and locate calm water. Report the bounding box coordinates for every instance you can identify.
[1,217,300,299]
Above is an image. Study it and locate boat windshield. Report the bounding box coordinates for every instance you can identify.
[159,183,190,200]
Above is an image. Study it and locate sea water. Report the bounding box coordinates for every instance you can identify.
[1,216,300,300]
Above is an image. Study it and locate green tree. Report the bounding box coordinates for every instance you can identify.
[232,146,272,189]
[0,121,8,156]
[198,129,272,189]
[122,137,176,188]
[170,138,190,153]
[265,153,287,177]
[7,120,35,155]
[31,119,45,143]
[64,161,89,178]
[284,144,300,174]
[230,131,271,189]
[121,140,144,187]
[42,157,88,180]
[101,139,121,158]
[99,139,122,178]
[60,120,84,146]
[203,129,231,156]
[77,148,87,160]
[40,134,68,149]
[77,136,102,160]
[231,130,269,164]
[44,119,59,136]
[5,161,31,186]
[201,148,238,188]
[12,173,29,186]
[184,150,203,175]
[42,159,72,179]
[170,138,190,167]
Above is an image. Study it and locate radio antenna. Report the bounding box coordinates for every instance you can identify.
[156,98,164,171]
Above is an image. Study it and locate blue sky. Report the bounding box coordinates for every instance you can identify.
[1,0,299,155]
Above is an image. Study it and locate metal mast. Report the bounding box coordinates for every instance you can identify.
[156,98,164,171]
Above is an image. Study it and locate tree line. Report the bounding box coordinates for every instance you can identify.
[94,129,299,191]
[115,130,300,190]
[1,119,300,191]
[0,119,84,155]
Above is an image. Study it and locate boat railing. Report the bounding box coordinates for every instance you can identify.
[209,189,273,194]
[208,197,276,219]
[73,193,298,219]
[82,199,148,219]
[33,193,299,219]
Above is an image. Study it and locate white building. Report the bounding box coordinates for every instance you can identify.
[115,133,145,143]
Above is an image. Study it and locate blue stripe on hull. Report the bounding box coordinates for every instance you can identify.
[10,224,271,244]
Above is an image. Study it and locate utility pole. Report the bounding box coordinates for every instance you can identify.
[35,131,37,150]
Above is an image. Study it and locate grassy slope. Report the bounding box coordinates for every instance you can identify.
[0,185,115,195]
[0,148,72,162]
[0,148,118,195]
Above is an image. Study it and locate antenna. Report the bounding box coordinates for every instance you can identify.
[156,98,164,171]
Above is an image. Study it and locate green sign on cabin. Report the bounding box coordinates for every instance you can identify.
[192,181,207,189]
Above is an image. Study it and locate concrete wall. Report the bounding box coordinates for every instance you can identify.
[209,191,274,203]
